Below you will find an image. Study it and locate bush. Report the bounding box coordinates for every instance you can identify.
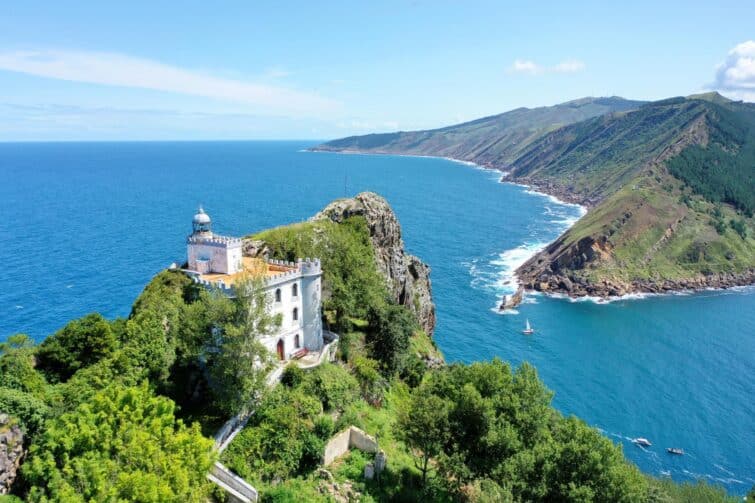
[313,415,335,440]
[35,313,118,383]
[400,353,427,388]
[306,364,360,412]
[0,387,50,437]
[367,304,415,376]
[281,364,305,388]
[222,387,323,482]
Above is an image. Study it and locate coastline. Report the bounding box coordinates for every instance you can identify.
[309,146,755,305]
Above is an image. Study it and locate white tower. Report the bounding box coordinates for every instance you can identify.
[186,206,242,275]
[299,258,323,350]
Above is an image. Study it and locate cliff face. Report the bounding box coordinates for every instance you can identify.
[313,192,436,335]
[0,414,24,495]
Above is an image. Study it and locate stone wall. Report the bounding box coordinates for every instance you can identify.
[321,426,381,466]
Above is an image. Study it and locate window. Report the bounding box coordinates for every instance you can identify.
[292,307,298,322]
[294,333,300,348]
[292,283,298,297]
[275,288,281,303]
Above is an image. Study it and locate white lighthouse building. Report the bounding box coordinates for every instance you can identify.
[184,207,324,361]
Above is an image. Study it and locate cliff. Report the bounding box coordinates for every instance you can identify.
[312,192,435,335]
[246,192,436,337]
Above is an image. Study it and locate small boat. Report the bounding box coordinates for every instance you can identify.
[666,447,684,455]
[522,319,534,335]
[633,438,652,447]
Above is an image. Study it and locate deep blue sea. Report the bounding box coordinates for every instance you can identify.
[1,141,753,493]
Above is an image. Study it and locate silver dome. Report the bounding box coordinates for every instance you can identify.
[193,206,211,225]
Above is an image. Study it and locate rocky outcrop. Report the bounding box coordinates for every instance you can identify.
[0,414,24,495]
[516,229,755,298]
[313,192,436,335]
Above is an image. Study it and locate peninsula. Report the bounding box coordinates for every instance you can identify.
[2,193,741,502]
[312,93,755,300]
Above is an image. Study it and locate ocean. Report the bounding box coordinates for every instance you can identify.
[1,141,753,493]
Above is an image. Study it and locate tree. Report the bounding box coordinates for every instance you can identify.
[0,334,47,395]
[368,304,415,375]
[396,385,451,485]
[35,313,117,383]
[205,274,278,415]
[23,382,215,503]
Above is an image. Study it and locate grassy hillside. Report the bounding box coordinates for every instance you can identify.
[313,97,644,167]
[515,96,755,293]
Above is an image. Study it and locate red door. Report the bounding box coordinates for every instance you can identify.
[276,339,285,360]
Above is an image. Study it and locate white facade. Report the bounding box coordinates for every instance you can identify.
[187,236,243,275]
[184,207,323,361]
[257,259,323,360]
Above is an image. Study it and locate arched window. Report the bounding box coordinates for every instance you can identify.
[292,283,298,297]
[294,333,300,348]
[292,307,298,322]
[275,288,281,303]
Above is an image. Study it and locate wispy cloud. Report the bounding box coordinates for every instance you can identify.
[508,58,586,76]
[712,40,755,101]
[0,49,340,117]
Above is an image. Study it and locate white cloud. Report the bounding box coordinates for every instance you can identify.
[509,58,585,76]
[712,40,755,101]
[511,59,543,75]
[0,49,340,117]
[553,59,586,73]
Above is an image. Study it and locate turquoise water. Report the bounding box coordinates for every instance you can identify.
[1,141,753,492]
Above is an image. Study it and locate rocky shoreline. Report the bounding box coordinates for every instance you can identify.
[519,269,755,299]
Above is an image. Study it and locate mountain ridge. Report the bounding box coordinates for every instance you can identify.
[312,93,755,299]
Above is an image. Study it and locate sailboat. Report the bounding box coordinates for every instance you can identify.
[522,319,534,335]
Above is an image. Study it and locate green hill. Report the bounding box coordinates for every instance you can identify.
[315,93,755,296]
[514,96,755,295]
[313,96,645,167]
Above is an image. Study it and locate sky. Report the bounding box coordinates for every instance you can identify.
[0,1,753,140]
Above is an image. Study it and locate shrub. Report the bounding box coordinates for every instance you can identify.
[313,415,335,440]
[306,364,360,412]
[281,364,305,388]
[0,387,50,437]
[35,313,118,383]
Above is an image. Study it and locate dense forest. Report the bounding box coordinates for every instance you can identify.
[666,103,755,216]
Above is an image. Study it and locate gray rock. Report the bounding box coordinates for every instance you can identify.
[312,192,436,335]
[0,414,24,495]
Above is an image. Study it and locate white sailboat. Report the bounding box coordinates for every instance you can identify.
[522,318,534,335]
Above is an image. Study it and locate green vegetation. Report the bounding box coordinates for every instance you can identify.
[666,103,755,216]
[316,97,644,167]
[0,270,275,501]
[514,97,755,287]
[23,382,215,502]
[35,313,118,383]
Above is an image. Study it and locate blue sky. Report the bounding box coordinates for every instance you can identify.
[1,1,753,140]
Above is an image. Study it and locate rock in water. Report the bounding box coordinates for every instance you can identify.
[313,192,436,335]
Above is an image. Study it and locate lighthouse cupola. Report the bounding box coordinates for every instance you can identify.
[192,206,212,237]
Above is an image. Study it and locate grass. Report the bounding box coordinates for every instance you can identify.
[550,169,755,284]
